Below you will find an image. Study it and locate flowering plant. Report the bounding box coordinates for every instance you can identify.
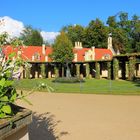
[0,33,54,118]
[0,33,29,118]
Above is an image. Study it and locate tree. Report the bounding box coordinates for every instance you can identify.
[129,15,140,52]
[85,18,108,48]
[51,32,74,77]
[107,12,140,53]
[20,26,43,46]
[61,24,85,46]
[106,16,118,28]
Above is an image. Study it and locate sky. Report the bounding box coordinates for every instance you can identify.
[1,0,140,32]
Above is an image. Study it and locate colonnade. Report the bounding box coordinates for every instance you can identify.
[21,55,140,81]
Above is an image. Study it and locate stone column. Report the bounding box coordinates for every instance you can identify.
[107,61,111,80]
[113,58,119,80]
[95,62,100,79]
[35,71,38,79]
[48,71,51,78]
[40,64,46,78]
[85,63,90,78]
[54,65,59,78]
[26,66,31,79]
[128,56,136,80]
[136,63,139,76]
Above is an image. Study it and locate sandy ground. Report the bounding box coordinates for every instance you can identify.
[16,92,140,140]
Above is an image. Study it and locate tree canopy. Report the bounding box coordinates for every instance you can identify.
[20,26,43,46]
[51,32,74,63]
[60,12,140,54]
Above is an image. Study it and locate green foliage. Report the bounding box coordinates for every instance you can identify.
[20,26,43,46]
[85,19,108,48]
[61,12,140,53]
[61,24,85,46]
[111,28,128,53]
[15,78,140,95]
[0,78,16,117]
[40,64,46,78]
[0,32,9,47]
[52,77,85,83]
[54,66,59,78]
[106,16,117,28]
[107,12,140,53]
[51,32,74,63]
[113,58,119,80]
[76,64,80,77]
[0,33,31,118]
[38,82,54,92]
[107,62,111,80]
[128,57,136,81]
[26,66,31,79]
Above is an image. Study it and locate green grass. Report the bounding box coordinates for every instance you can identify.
[14,78,140,95]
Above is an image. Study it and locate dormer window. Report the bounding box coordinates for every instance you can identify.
[34,52,40,61]
[103,54,110,60]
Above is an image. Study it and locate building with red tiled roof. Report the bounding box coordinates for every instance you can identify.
[2,40,116,79]
[4,42,114,62]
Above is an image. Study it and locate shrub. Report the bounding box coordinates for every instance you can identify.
[52,77,85,83]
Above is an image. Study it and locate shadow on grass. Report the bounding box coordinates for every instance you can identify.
[131,77,140,88]
[29,112,69,140]
[131,78,140,87]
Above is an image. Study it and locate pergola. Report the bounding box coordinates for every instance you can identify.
[21,53,140,81]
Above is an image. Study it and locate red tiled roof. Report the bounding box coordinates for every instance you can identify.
[74,48,89,62]
[3,45,52,62]
[95,48,113,60]
[3,46,113,62]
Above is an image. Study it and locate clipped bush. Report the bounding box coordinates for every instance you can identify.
[52,77,85,83]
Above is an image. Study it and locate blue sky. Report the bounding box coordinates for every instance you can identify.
[1,0,140,32]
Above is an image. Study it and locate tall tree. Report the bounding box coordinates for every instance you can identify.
[130,17,140,52]
[111,28,129,53]
[85,18,108,48]
[106,16,118,28]
[20,26,43,46]
[61,24,85,46]
[51,32,74,63]
[107,12,140,53]
[51,32,74,77]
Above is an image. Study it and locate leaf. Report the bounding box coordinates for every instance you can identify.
[1,105,12,114]
[5,80,13,87]
[8,52,16,58]
[0,96,9,102]
[10,90,17,102]
[0,78,6,87]
[0,112,6,118]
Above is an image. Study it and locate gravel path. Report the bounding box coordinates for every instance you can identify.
[17,92,140,140]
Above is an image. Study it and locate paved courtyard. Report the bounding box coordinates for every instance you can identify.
[17,92,140,140]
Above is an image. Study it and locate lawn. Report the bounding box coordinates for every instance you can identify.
[14,78,140,95]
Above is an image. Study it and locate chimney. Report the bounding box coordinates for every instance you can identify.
[107,34,116,55]
[108,36,112,49]
[74,53,77,62]
[91,46,95,60]
[42,44,46,55]
[74,42,83,49]
[32,55,35,61]
[45,56,48,62]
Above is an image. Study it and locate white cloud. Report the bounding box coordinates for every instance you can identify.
[0,16,59,43]
[41,31,60,43]
[0,16,24,37]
